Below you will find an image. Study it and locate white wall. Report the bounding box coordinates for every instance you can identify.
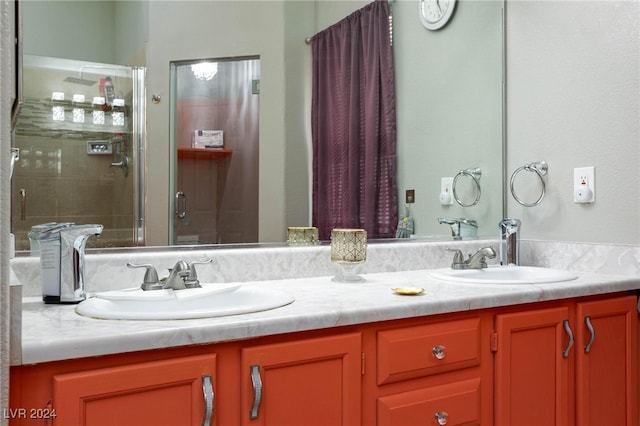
[506,0,640,245]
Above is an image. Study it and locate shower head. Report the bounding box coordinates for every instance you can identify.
[63,76,97,86]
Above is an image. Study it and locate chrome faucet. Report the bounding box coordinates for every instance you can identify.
[162,259,213,290]
[438,217,478,240]
[499,218,521,265]
[447,246,496,269]
[39,224,103,304]
[128,259,213,291]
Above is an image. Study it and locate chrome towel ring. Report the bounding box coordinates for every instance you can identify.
[453,167,482,207]
[510,161,548,207]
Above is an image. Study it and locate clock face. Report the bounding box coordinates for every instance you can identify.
[419,0,457,30]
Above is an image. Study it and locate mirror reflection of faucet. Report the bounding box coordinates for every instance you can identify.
[438,217,478,240]
[499,218,521,266]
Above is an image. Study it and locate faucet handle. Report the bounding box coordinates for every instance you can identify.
[127,262,162,291]
[445,248,465,264]
[184,258,213,288]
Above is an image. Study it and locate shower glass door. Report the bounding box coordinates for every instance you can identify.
[11,55,146,251]
[170,57,260,245]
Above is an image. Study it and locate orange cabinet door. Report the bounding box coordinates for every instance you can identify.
[377,377,482,426]
[575,296,638,426]
[52,353,217,426]
[241,333,361,426]
[494,306,571,426]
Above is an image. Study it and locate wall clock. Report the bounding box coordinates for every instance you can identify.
[419,0,457,31]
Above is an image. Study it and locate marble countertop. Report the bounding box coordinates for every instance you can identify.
[17,268,639,366]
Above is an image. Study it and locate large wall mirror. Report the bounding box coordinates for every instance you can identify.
[19,0,504,249]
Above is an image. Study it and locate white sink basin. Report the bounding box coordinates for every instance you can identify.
[429,265,578,284]
[76,284,294,320]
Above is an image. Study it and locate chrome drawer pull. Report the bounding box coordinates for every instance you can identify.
[584,316,596,354]
[432,345,446,360]
[202,375,214,426]
[250,365,263,419]
[563,319,574,358]
[435,411,449,425]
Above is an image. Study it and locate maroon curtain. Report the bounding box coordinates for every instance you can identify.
[311,0,398,241]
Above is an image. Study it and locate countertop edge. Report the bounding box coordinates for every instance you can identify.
[16,270,640,366]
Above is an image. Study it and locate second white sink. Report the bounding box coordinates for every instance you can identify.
[76,284,295,320]
[429,265,579,284]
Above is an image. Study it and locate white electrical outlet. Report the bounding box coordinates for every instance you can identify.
[573,166,595,203]
[440,177,454,205]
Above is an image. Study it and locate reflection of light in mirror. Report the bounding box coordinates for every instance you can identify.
[191,62,218,81]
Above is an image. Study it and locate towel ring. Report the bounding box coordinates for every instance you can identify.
[510,161,548,207]
[452,167,482,207]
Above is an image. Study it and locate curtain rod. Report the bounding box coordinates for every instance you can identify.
[305,0,394,44]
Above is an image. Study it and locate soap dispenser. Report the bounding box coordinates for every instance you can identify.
[38,224,103,304]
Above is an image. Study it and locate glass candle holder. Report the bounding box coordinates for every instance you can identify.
[287,226,319,246]
[330,228,367,282]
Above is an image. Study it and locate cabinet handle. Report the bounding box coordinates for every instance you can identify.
[250,364,263,419]
[563,319,574,358]
[584,316,596,354]
[434,411,449,425]
[202,375,214,426]
[432,345,446,360]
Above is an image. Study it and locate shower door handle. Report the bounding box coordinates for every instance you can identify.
[19,189,26,221]
[175,191,187,219]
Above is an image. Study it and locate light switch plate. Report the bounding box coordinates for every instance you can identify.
[405,189,415,204]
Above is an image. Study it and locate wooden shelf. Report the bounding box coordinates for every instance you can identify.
[177,147,232,160]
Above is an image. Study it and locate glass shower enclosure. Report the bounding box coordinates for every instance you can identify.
[11,55,145,250]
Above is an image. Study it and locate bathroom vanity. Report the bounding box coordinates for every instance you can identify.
[8,241,640,425]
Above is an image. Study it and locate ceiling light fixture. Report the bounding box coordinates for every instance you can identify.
[191,62,218,81]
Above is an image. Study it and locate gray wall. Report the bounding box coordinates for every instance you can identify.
[288,0,505,238]
[23,0,116,63]
[506,1,639,245]
[145,1,288,244]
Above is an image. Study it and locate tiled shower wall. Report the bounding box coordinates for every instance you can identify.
[11,58,138,250]
[11,134,135,249]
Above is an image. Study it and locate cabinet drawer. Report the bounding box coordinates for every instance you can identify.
[377,317,480,385]
[377,377,481,426]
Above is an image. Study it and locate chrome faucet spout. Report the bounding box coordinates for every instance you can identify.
[499,218,521,266]
[162,260,191,290]
[465,246,497,269]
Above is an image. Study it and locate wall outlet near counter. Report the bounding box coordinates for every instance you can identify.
[573,166,595,203]
[440,177,453,205]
